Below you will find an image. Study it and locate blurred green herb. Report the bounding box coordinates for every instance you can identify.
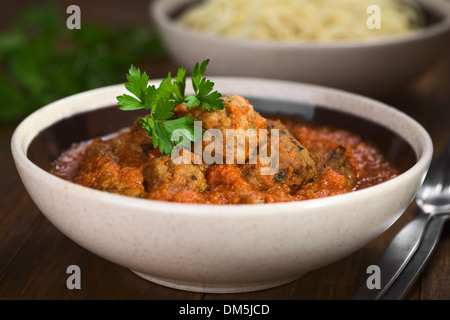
[0,3,165,124]
[116,59,224,155]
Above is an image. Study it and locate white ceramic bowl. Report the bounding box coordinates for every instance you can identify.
[151,0,450,98]
[11,78,432,293]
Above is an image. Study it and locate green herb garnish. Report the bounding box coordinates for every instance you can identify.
[116,59,224,155]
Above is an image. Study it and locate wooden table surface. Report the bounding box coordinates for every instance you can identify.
[1,1,450,302]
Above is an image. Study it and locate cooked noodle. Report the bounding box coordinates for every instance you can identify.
[177,0,425,42]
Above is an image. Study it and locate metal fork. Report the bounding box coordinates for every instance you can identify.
[353,140,450,300]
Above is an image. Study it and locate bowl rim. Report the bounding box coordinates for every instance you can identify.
[11,77,433,216]
[151,0,450,50]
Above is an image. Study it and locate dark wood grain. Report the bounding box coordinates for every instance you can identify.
[1,0,449,302]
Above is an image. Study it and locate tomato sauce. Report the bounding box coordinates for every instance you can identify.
[51,110,398,205]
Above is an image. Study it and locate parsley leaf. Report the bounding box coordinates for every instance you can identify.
[116,94,145,111]
[153,122,174,156]
[196,78,224,111]
[191,59,209,93]
[173,68,187,101]
[117,65,155,110]
[153,97,174,120]
[187,59,224,111]
[116,59,224,155]
[162,116,197,148]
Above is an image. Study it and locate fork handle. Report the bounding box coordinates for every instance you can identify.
[380,214,448,300]
[353,212,432,300]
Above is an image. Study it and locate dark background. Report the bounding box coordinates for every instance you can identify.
[1,0,153,30]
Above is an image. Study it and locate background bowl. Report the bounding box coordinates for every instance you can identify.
[151,0,450,98]
[11,78,432,293]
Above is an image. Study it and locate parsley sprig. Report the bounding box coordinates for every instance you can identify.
[116,59,224,155]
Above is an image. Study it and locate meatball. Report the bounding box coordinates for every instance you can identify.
[73,137,146,198]
[144,151,207,193]
[126,116,154,156]
[188,95,267,163]
[243,119,317,190]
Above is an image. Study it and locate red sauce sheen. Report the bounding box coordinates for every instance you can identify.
[51,95,398,204]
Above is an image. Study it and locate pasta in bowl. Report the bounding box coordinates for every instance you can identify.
[151,0,450,97]
[177,0,425,42]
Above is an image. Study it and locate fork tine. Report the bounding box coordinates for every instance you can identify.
[437,140,450,193]
[419,140,450,196]
[444,151,450,194]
